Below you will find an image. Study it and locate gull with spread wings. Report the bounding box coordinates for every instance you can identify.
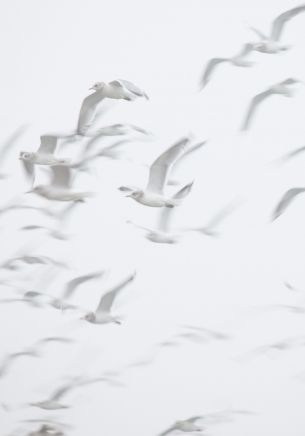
[241,78,301,131]
[249,4,305,54]
[82,272,136,325]
[200,43,254,89]
[119,137,194,207]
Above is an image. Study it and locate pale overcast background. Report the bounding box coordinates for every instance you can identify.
[1,0,305,435]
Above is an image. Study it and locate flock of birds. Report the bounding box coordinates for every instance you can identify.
[2,3,305,436]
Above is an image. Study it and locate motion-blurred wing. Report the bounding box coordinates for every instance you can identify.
[37,136,58,155]
[200,58,228,89]
[241,89,274,131]
[271,5,305,41]
[50,165,71,189]
[146,137,189,194]
[62,271,104,300]
[272,187,305,221]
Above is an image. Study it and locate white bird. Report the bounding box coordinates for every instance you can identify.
[19,136,69,185]
[272,187,305,221]
[127,185,194,243]
[89,79,148,101]
[31,376,114,410]
[241,78,301,131]
[82,272,136,325]
[200,43,254,89]
[28,166,93,202]
[61,270,106,300]
[0,348,40,378]
[249,4,305,54]
[119,137,194,207]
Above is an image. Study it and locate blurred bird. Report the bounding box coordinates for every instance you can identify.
[249,5,305,54]
[241,78,301,131]
[200,43,254,89]
[119,137,194,207]
[0,348,40,379]
[158,416,205,435]
[19,136,69,186]
[28,166,93,202]
[82,272,136,325]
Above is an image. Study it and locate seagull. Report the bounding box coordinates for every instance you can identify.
[241,78,301,131]
[119,137,195,207]
[1,255,68,271]
[28,166,93,202]
[89,79,148,101]
[126,185,194,243]
[200,43,254,89]
[82,272,136,325]
[249,4,305,54]
[158,416,205,436]
[30,376,115,410]
[272,187,305,221]
[19,136,70,185]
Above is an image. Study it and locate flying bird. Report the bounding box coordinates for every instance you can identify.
[158,416,205,436]
[28,165,93,202]
[19,136,69,185]
[249,4,305,54]
[272,187,305,221]
[200,43,254,89]
[241,78,301,131]
[119,137,195,207]
[82,272,136,325]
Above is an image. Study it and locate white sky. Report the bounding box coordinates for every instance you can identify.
[1,0,305,435]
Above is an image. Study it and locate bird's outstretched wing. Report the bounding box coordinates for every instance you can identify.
[50,383,74,401]
[146,137,189,194]
[50,165,71,189]
[241,89,274,131]
[62,271,104,300]
[77,91,105,135]
[96,273,136,315]
[273,145,305,165]
[116,79,149,99]
[200,58,228,89]
[37,136,58,155]
[271,5,305,42]
[272,187,305,221]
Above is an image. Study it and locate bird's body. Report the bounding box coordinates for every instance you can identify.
[89,79,148,101]
[31,401,68,411]
[159,417,204,436]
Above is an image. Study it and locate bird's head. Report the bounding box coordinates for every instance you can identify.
[19,151,33,161]
[89,81,105,91]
